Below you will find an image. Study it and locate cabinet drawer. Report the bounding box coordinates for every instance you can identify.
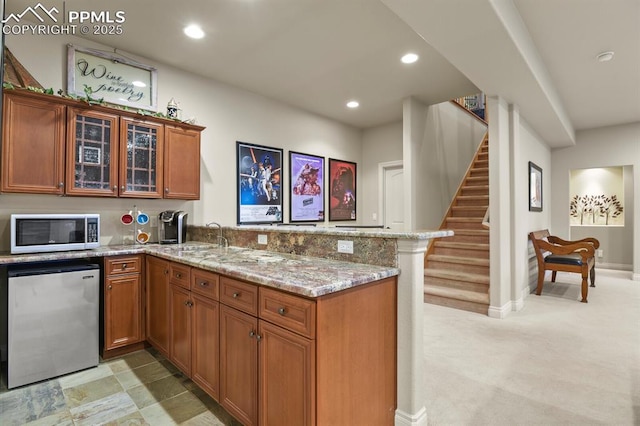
[259,288,316,339]
[220,277,258,316]
[105,256,142,276]
[191,269,219,300]
[169,263,191,289]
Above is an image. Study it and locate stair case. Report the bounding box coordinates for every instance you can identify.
[424,134,490,315]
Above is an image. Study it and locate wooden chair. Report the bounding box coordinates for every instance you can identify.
[529,229,600,303]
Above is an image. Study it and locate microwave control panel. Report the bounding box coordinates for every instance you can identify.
[87,218,99,243]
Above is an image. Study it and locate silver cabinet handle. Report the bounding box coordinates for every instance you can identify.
[278,307,286,316]
[255,334,262,342]
[165,188,169,193]
[249,330,255,338]
[164,269,169,275]
[113,185,117,191]
[107,285,112,290]
[58,182,64,188]
[121,263,127,270]
[120,186,125,191]
[176,273,182,278]
[232,292,240,298]
[184,300,189,306]
[199,281,209,287]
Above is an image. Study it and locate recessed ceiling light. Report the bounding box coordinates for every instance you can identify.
[596,51,614,62]
[184,24,205,39]
[346,100,360,108]
[401,53,419,64]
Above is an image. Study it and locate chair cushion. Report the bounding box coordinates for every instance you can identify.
[545,253,584,266]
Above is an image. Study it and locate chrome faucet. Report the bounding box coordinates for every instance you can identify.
[206,222,228,248]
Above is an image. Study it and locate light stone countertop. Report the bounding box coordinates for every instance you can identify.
[0,242,399,298]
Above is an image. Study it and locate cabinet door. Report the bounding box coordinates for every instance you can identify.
[170,285,192,376]
[120,117,164,198]
[1,92,66,194]
[192,293,220,401]
[164,125,200,200]
[105,274,143,350]
[258,320,315,426]
[146,256,170,356]
[66,108,119,196]
[220,305,258,426]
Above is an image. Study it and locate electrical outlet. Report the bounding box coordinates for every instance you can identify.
[337,240,353,254]
[372,213,377,221]
[258,234,268,245]
[597,249,604,258]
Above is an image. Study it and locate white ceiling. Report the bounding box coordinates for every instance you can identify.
[5,0,640,147]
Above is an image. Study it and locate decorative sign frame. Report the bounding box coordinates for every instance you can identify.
[329,158,357,221]
[67,44,158,111]
[237,141,284,225]
[289,151,325,222]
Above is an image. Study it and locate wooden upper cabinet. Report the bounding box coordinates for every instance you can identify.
[1,91,66,194]
[119,117,164,198]
[66,107,120,196]
[164,125,201,200]
[1,90,203,199]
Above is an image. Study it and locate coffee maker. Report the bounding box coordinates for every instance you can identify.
[159,210,188,244]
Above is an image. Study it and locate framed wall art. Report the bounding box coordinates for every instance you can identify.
[328,158,357,221]
[529,161,543,212]
[289,151,325,222]
[67,44,158,111]
[237,141,284,225]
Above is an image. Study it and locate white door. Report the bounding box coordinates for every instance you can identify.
[382,164,404,230]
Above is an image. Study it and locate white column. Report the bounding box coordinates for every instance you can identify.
[395,238,429,426]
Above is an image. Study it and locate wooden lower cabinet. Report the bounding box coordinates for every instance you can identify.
[170,284,192,375]
[258,320,315,426]
[220,304,259,426]
[144,255,397,426]
[146,256,170,357]
[191,293,220,400]
[103,255,144,357]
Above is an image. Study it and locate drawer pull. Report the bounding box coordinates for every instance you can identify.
[255,334,262,342]
[199,281,209,287]
[121,263,127,270]
[107,285,112,290]
[249,330,255,338]
[232,292,240,298]
[176,273,182,278]
[278,307,286,316]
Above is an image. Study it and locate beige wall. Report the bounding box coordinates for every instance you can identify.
[551,123,638,273]
[0,32,363,251]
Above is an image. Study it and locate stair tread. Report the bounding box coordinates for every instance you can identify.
[450,229,489,235]
[424,283,490,304]
[435,241,489,250]
[427,254,490,266]
[462,185,489,189]
[446,217,485,222]
[452,206,487,210]
[457,195,489,199]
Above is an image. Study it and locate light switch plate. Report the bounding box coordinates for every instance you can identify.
[258,234,268,245]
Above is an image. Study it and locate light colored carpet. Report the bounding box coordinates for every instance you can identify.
[423,269,640,426]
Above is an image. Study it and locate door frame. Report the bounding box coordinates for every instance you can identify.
[378,160,403,229]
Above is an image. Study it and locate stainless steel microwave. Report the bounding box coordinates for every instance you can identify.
[10,214,100,254]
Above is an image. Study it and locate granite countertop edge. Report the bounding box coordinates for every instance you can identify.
[0,243,400,298]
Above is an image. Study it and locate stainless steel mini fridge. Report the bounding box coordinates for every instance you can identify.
[7,262,99,389]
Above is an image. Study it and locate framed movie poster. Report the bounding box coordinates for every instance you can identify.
[237,141,284,224]
[329,158,357,221]
[289,151,325,222]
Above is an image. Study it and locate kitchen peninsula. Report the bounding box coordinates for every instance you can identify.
[1,226,451,426]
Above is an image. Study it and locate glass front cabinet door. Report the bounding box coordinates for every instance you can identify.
[66,108,120,196]
[120,117,164,198]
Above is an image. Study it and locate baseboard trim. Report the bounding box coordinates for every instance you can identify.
[597,263,632,271]
[395,407,428,426]
[488,301,511,319]
[633,273,640,282]
[512,295,524,311]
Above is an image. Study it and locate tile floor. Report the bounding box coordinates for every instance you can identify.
[0,348,243,425]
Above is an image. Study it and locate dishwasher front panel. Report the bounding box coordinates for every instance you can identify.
[8,264,99,388]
